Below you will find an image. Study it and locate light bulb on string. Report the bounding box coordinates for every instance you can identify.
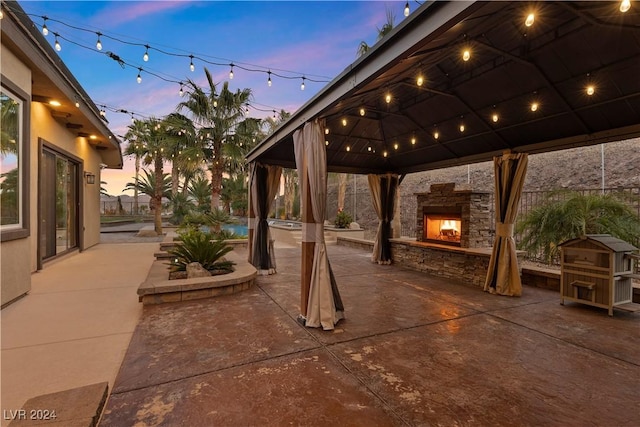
[492,112,499,123]
[267,71,272,87]
[530,101,539,112]
[525,13,535,27]
[74,97,80,108]
[54,33,61,51]
[433,130,439,140]
[417,75,424,86]
[189,55,195,72]
[586,85,595,96]
[229,64,234,79]
[42,17,48,36]
[385,93,392,104]
[137,68,142,84]
[462,48,471,61]
[131,114,135,124]
[301,77,306,91]
[360,107,366,116]
[411,137,416,145]
[143,45,149,62]
[96,32,102,50]
[179,84,184,97]
[404,1,410,17]
[620,0,631,12]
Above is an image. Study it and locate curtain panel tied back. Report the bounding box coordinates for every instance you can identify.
[249,162,282,275]
[293,120,344,330]
[484,152,528,296]
[368,173,399,265]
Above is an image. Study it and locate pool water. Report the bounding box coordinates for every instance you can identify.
[221,224,248,236]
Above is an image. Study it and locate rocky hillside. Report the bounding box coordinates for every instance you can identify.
[327,138,639,237]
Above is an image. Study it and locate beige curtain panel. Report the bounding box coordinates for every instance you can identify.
[484,152,529,296]
[293,120,344,330]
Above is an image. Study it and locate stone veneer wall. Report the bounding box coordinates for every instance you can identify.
[416,183,492,248]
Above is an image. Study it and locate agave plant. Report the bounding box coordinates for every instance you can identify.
[168,228,235,273]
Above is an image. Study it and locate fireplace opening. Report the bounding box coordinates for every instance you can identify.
[423,208,462,246]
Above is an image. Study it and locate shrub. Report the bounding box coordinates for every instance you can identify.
[168,228,235,273]
[516,191,640,262]
[334,210,353,229]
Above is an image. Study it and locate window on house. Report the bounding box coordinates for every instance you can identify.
[1,81,30,241]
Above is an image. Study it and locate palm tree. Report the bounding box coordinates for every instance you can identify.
[178,68,252,211]
[188,175,211,211]
[516,191,640,262]
[123,119,149,215]
[357,8,395,57]
[123,169,171,205]
[161,112,203,198]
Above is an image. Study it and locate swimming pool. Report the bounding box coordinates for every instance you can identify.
[221,224,248,236]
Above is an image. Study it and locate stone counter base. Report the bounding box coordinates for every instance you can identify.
[138,251,257,305]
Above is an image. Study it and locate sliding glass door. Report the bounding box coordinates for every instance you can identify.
[40,148,79,260]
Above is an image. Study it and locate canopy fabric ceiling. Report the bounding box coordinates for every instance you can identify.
[247,1,640,175]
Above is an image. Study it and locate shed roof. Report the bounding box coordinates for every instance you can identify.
[247,1,640,175]
[560,234,638,252]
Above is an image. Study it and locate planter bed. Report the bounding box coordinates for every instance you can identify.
[138,250,257,305]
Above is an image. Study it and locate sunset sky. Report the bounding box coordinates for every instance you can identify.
[20,0,411,195]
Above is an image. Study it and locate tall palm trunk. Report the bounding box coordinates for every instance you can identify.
[154,156,164,234]
[210,161,223,211]
[133,154,140,215]
[171,165,180,198]
[338,173,348,212]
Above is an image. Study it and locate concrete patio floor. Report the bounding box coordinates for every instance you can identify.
[101,245,640,426]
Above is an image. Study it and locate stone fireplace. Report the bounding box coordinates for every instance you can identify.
[416,183,492,248]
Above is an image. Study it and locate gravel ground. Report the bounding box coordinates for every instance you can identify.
[100,232,165,244]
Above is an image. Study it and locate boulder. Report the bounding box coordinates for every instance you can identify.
[187,262,211,278]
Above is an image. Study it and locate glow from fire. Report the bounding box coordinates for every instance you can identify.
[441,220,460,232]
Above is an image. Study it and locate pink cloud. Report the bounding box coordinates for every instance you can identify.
[92,1,194,27]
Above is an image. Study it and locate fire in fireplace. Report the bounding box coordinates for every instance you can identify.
[423,209,462,246]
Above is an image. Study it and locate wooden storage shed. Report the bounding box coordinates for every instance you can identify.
[560,235,639,316]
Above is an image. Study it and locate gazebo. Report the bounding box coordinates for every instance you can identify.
[246,1,640,330]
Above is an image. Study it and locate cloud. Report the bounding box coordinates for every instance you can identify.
[91,1,195,27]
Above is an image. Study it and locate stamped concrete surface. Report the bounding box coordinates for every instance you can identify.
[102,245,640,426]
[1,241,157,427]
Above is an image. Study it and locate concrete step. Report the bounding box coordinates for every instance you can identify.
[8,382,108,427]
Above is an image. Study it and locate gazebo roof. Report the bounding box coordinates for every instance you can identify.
[247,1,640,175]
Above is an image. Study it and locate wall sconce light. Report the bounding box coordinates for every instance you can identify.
[84,172,96,184]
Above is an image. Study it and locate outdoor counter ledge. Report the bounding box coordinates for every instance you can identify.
[137,250,257,305]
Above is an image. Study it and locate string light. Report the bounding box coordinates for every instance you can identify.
[325,128,330,135]
[462,48,471,61]
[394,142,399,150]
[143,44,149,62]
[525,13,535,27]
[620,0,631,13]
[301,76,306,90]
[267,71,272,87]
[404,1,410,17]
[586,85,595,96]
[385,93,392,104]
[433,130,440,140]
[359,107,366,116]
[42,16,49,35]
[179,84,184,97]
[416,75,424,86]
[131,113,135,124]
[459,123,465,133]
[54,33,61,51]
[530,101,539,112]
[136,68,142,84]
[342,118,347,126]
[346,146,351,152]
[411,137,416,145]
[96,32,102,50]
[229,64,234,79]
[492,112,499,123]
[383,150,388,157]
[74,97,80,108]
[189,55,195,72]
